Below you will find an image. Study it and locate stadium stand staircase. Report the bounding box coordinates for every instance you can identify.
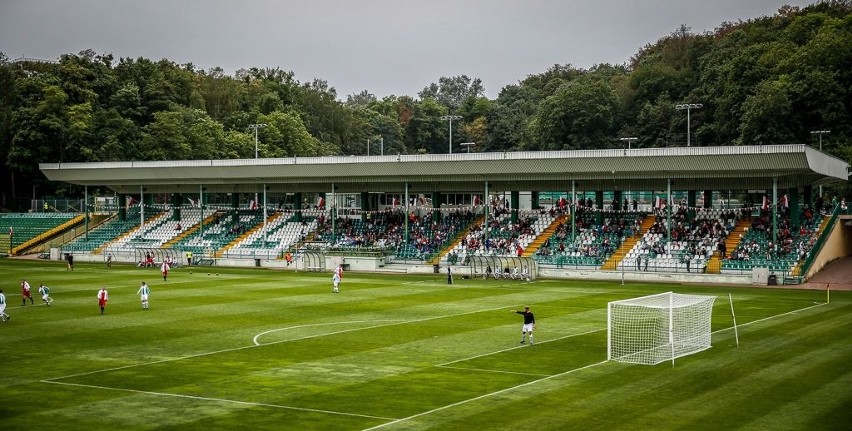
[163,211,222,248]
[93,211,166,254]
[705,218,751,274]
[162,211,224,249]
[600,213,655,270]
[215,211,285,258]
[427,214,485,265]
[522,214,569,257]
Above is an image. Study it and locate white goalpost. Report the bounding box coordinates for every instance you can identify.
[607,292,716,366]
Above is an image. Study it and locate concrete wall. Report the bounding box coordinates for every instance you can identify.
[806,216,852,280]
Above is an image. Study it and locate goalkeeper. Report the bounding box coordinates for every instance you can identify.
[513,306,536,344]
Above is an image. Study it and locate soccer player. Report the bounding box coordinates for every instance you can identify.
[21,279,33,306]
[97,287,109,315]
[137,281,151,310]
[38,283,53,306]
[513,306,536,344]
[0,289,9,322]
[332,264,343,293]
[447,265,453,285]
[161,260,170,281]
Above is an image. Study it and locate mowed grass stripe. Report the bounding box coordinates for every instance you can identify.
[2,258,850,430]
[381,301,849,431]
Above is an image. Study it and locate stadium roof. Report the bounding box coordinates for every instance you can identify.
[40,144,848,195]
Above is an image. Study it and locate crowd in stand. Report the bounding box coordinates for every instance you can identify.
[536,207,641,259]
[727,205,820,263]
[312,208,477,259]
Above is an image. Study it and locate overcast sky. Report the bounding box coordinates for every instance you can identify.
[1,0,810,99]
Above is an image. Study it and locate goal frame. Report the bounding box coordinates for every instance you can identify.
[607,291,716,366]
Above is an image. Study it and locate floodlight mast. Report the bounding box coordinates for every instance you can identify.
[675,104,702,146]
[248,123,267,158]
[440,115,462,153]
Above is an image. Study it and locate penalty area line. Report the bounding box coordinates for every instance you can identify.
[437,328,604,367]
[40,379,397,421]
[362,359,610,431]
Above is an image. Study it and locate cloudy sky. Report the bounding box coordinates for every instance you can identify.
[1,0,808,99]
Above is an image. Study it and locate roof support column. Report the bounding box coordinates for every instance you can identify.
[361,192,369,223]
[511,191,519,224]
[484,181,490,245]
[84,185,89,240]
[294,192,302,223]
[118,193,126,221]
[432,192,442,224]
[596,191,604,225]
[404,182,409,247]
[703,190,712,209]
[199,184,204,241]
[666,179,672,245]
[571,181,576,246]
[772,177,778,251]
[263,184,268,248]
[140,185,145,229]
[687,190,696,222]
[331,184,336,245]
[788,187,800,228]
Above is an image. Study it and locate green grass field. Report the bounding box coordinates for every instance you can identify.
[0,258,850,431]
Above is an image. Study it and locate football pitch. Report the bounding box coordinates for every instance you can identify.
[1,259,850,431]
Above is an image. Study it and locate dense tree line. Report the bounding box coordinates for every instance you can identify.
[1,1,850,209]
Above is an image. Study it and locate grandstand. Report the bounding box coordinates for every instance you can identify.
[29,144,850,285]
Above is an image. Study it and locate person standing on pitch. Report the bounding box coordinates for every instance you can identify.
[513,306,536,344]
[21,279,33,306]
[447,265,453,285]
[137,281,151,310]
[332,264,343,293]
[161,259,170,281]
[0,289,9,322]
[38,283,53,306]
[97,287,109,315]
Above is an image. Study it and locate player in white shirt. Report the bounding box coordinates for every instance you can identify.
[332,264,343,293]
[0,289,9,322]
[136,281,151,310]
[38,283,53,306]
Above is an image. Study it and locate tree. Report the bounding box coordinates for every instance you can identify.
[535,79,619,150]
[418,75,484,113]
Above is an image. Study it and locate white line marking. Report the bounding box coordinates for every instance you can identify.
[362,360,611,431]
[711,301,829,335]
[437,328,604,367]
[46,304,521,382]
[435,365,551,377]
[41,379,396,421]
[253,320,405,345]
[362,301,832,430]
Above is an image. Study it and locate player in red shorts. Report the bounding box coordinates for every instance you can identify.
[97,287,109,315]
[21,279,34,306]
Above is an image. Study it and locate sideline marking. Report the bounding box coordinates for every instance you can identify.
[41,380,396,421]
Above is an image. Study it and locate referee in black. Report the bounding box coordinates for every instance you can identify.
[513,306,535,344]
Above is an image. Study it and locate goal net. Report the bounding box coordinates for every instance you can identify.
[607,292,716,365]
